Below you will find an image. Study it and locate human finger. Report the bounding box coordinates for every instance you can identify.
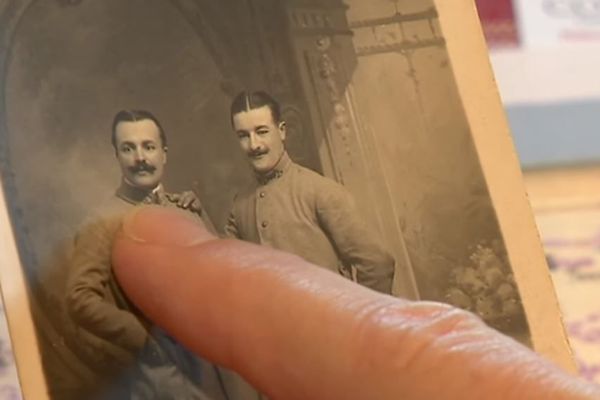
[165,193,179,203]
[180,191,198,209]
[112,206,600,400]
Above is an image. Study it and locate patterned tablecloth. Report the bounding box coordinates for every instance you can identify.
[0,304,22,399]
[537,206,600,383]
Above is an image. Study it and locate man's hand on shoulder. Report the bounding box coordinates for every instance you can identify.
[167,191,203,214]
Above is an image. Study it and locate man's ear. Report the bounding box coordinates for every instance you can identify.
[278,121,287,141]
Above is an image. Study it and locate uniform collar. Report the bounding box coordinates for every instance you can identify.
[255,152,292,185]
[116,180,165,205]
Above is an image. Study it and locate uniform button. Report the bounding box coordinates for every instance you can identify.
[261,221,269,228]
[259,192,266,198]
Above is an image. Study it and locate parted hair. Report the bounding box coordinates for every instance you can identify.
[230,90,282,125]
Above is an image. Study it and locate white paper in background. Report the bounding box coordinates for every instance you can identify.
[490,1,600,105]
[514,0,600,47]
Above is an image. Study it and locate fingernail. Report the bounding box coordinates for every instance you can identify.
[121,205,215,247]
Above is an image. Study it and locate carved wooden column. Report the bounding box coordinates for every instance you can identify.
[283,0,419,299]
[242,0,324,172]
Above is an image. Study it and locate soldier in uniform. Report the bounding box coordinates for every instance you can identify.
[65,110,226,399]
[222,91,396,400]
[225,90,396,295]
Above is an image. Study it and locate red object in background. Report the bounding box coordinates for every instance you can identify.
[475,0,520,48]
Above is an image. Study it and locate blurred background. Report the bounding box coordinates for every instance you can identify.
[476,0,600,383]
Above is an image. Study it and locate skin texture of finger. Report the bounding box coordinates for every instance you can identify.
[112,207,600,400]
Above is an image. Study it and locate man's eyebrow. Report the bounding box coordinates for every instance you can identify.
[256,125,269,130]
[119,141,135,147]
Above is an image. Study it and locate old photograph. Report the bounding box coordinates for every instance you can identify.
[0,0,573,398]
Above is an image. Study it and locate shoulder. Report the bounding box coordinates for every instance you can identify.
[293,163,336,184]
[288,164,355,213]
[76,196,132,238]
[292,163,348,196]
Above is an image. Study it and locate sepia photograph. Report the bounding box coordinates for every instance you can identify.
[0,0,573,398]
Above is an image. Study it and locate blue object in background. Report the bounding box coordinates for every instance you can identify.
[507,100,600,169]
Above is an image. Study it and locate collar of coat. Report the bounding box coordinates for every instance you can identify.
[115,180,166,205]
[255,151,292,185]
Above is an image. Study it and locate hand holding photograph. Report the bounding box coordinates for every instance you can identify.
[0,0,575,398]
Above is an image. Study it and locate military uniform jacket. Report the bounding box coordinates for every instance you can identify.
[65,182,224,399]
[225,153,395,294]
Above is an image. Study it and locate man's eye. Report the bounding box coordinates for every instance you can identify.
[238,133,249,139]
[257,129,269,135]
[145,144,156,151]
[120,146,132,153]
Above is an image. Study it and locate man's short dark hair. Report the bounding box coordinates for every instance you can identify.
[230,91,282,125]
[111,109,168,150]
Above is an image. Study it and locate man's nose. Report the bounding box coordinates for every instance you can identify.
[249,133,262,151]
[134,148,145,162]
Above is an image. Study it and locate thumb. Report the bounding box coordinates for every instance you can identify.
[112,206,600,400]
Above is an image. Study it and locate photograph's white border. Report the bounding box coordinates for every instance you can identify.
[0,180,49,399]
[436,0,576,371]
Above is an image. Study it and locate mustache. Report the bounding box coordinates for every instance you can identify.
[128,161,156,174]
[249,149,268,158]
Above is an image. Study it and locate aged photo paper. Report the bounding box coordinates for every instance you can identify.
[0,0,575,398]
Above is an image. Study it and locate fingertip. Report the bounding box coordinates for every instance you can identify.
[112,206,218,303]
[119,205,216,247]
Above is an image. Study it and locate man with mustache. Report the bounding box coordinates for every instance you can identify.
[223,92,396,399]
[226,90,395,294]
[65,110,225,399]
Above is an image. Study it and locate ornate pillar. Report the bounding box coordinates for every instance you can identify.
[283,0,419,299]
[243,0,324,172]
